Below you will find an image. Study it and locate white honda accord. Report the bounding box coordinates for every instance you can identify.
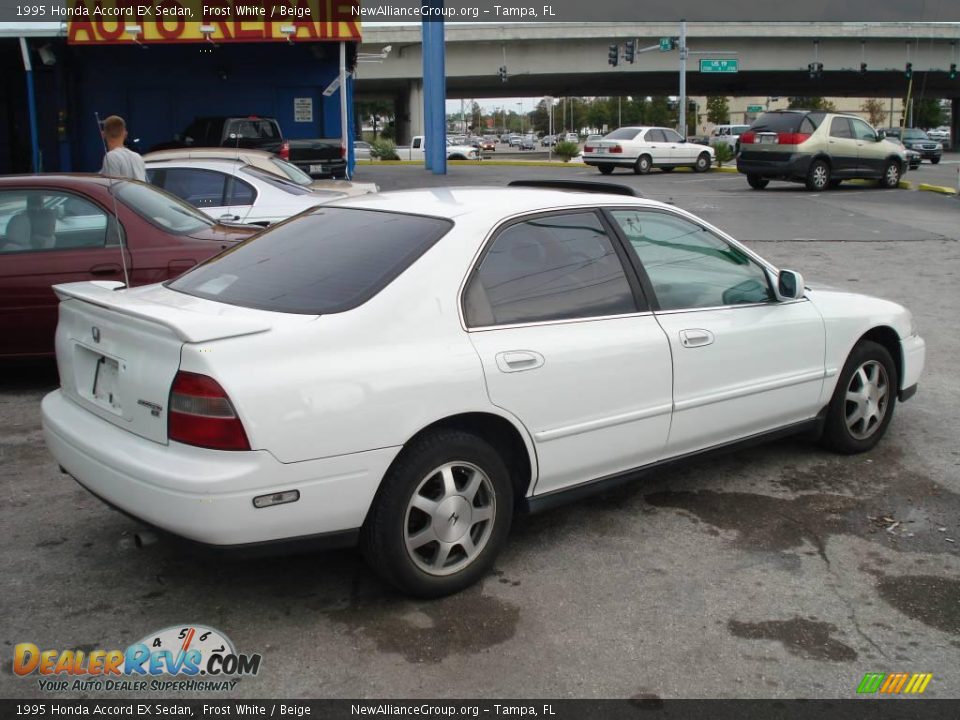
[42,182,925,597]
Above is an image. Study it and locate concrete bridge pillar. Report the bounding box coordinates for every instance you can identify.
[397,80,424,145]
[952,98,959,153]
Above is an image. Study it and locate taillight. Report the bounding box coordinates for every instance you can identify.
[168,371,250,451]
[740,131,756,144]
[777,132,811,145]
[584,146,594,153]
[609,145,623,154]
[279,140,290,160]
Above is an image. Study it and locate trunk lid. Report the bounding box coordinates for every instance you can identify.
[52,281,305,444]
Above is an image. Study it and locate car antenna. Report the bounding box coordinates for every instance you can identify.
[95,111,131,289]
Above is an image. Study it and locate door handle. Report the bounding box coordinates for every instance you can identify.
[218,214,240,222]
[495,350,545,373]
[90,264,121,276]
[679,329,714,348]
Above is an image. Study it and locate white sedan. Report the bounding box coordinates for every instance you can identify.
[145,157,345,226]
[584,126,715,174]
[42,183,924,597]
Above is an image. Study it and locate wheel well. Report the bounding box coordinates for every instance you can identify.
[401,413,534,508]
[885,155,904,169]
[812,154,832,168]
[858,326,902,386]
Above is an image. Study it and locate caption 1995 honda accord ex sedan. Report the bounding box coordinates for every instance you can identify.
[42,183,926,597]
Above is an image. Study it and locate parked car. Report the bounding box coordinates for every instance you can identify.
[884,137,921,170]
[149,116,347,179]
[480,138,497,152]
[540,135,556,147]
[738,111,907,190]
[518,137,537,150]
[583,126,715,174]
[42,182,924,597]
[353,141,372,161]
[144,148,377,196]
[926,126,950,144]
[0,175,257,359]
[144,158,345,226]
[394,136,480,161]
[563,132,580,143]
[710,124,751,152]
[879,127,943,164]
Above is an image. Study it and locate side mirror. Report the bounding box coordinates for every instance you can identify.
[183,135,194,146]
[774,269,805,301]
[876,130,886,141]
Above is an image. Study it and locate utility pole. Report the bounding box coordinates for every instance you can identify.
[618,96,622,127]
[679,19,688,139]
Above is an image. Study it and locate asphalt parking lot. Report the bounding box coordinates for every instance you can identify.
[2,163,958,700]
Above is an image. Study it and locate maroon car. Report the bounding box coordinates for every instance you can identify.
[0,175,257,359]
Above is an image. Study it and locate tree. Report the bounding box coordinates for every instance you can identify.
[355,100,393,139]
[910,98,946,128]
[706,96,730,125]
[647,96,674,127]
[860,98,887,127]
[787,97,837,111]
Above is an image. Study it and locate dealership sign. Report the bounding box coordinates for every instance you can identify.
[67,1,362,43]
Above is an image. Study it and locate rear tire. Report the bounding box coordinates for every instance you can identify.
[598,164,615,175]
[635,155,652,175]
[361,430,513,598]
[806,159,830,191]
[820,340,898,454]
[693,152,711,173]
[747,175,769,190]
[880,160,901,189]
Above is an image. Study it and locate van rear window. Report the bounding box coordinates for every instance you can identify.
[750,112,823,133]
[168,208,453,314]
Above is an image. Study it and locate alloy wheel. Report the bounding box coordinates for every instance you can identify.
[844,360,890,440]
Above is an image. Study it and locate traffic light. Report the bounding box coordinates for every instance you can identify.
[808,62,823,79]
[624,39,636,64]
[905,62,913,79]
[498,65,508,82]
[608,44,619,67]
[860,62,868,74]
[950,63,957,80]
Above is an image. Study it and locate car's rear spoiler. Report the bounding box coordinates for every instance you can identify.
[53,282,272,343]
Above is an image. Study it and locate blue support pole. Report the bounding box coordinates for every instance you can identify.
[20,38,41,173]
[422,4,447,174]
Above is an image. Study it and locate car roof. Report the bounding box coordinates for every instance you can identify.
[331,186,662,222]
[0,173,131,188]
[144,148,275,161]
[144,157,250,170]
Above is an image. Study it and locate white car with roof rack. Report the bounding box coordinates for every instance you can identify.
[43,181,924,597]
[144,157,346,226]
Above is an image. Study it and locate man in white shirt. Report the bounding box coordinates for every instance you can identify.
[100,115,146,181]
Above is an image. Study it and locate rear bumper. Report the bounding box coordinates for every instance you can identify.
[42,390,399,546]
[292,159,347,178]
[737,152,813,179]
[583,156,634,167]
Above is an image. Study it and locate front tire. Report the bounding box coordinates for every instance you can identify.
[931,157,941,165]
[693,152,711,173]
[806,159,830,191]
[821,340,898,454]
[747,174,769,190]
[361,430,514,598]
[635,154,652,175]
[880,160,901,189]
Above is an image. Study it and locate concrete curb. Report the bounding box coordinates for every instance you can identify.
[917,182,958,196]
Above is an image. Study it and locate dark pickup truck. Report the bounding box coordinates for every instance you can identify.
[149,116,347,179]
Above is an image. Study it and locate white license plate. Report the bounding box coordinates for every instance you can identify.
[309,164,324,174]
[93,355,122,413]
[597,147,608,154]
[758,135,778,144]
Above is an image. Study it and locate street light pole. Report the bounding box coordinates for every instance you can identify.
[679,19,688,139]
[518,101,523,134]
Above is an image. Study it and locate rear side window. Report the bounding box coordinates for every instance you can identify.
[168,208,452,314]
[463,212,638,327]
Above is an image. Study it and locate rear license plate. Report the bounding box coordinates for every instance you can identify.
[309,164,325,174]
[597,147,608,154]
[92,355,122,413]
[758,135,777,144]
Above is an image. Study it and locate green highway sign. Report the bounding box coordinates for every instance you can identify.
[660,37,675,52]
[747,105,763,112]
[700,59,739,73]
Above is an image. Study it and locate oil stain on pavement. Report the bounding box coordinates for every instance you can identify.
[874,575,960,635]
[727,617,858,661]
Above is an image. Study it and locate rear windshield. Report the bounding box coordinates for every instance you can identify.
[604,128,643,140]
[750,112,823,133]
[113,181,213,235]
[168,208,453,314]
[269,158,314,186]
[240,166,315,196]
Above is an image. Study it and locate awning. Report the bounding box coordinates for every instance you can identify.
[0,22,65,38]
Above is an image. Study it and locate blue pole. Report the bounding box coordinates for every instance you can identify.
[421,28,433,172]
[20,38,41,172]
[422,4,446,174]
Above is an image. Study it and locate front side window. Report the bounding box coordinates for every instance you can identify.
[609,210,773,311]
[851,118,877,141]
[661,129,683,143]
[0,190,111,253]
[463,212,638,327]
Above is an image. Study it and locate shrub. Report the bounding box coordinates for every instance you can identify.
[370,138,399,161]
[712,142,735,167]
[554,140,580,162]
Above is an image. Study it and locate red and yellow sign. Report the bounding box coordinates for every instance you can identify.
[67,1,362,43]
